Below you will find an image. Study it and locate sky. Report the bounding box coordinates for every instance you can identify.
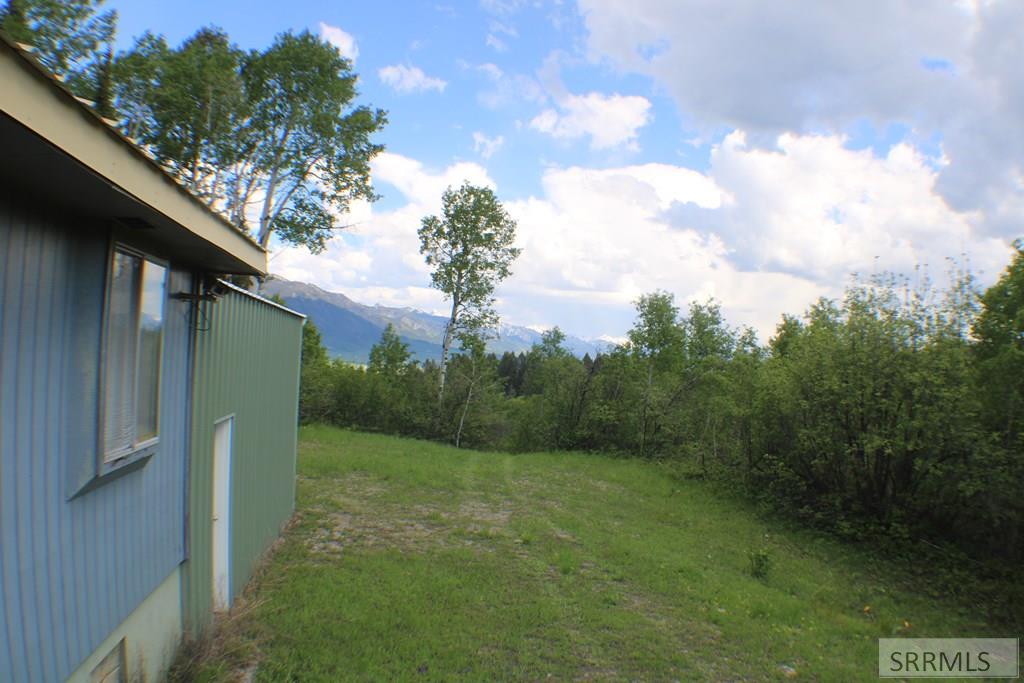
[106,0,1024,343]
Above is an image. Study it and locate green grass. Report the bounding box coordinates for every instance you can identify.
[185,426,1002,681]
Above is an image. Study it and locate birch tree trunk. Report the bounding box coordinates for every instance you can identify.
[438,297,459,402]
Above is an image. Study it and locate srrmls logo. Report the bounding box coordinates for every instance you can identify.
[879,638,1020,678]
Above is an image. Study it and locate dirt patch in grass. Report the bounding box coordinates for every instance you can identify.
[328,471,390,497]
[306,473,521,557]
[457,500,514,526]
[308,508,449,556]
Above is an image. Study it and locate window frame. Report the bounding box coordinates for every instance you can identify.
[96,242,169,473]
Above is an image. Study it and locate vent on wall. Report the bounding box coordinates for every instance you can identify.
[90,639,126,683]
[115,216,156,230]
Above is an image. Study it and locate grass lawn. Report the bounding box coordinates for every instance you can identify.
[181,425,1002,681]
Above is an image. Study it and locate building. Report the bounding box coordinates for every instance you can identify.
[0,34,303,682]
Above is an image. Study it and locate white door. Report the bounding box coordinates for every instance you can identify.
[212,416,234,611]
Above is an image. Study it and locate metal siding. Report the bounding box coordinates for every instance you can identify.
[0,189,190,681]
[184,286,302,630]
[2,192,32,682]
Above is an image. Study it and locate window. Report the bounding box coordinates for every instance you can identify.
[101,246,167,463]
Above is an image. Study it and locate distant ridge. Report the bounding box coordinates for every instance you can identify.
[261,276,609,363]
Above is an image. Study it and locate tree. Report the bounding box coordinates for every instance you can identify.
[110,28,386,252]
[451,333,487,448]
[496,351,519,396]
[518,327,593,450]
[92,46,115,119]
[627,291,683,457]
[1,0,33,45]
[110,31,168,141]
[628,291,683,367]
[3,0,116,97]
[245,31,386,252]
[301,317,329,368]
[146,27,246,203]
[418,182,521,400]
[368,324,412,377]
[296,315,334,424]
[974,240,1024,444]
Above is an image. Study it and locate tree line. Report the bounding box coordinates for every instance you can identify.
[2,0,386,253]
[300,244,1024,574]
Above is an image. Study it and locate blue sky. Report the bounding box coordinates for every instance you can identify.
[106,0,1023,342]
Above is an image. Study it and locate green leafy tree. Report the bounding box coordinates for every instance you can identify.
[110,31,168,141]
[444,333,502,448]
[92,46,114,119]
[627,291,683,457]
[768,314,803,358]
[515,328,593,450]
[110,28,385,252]
[301,317,329,368]
[112,28,248,207]
[628,292,683,365]
[151,27,245,202]
[246,30,386,251]
[368,324,412,377]
[364,324,421,434]
[679,300,736,472]
[1,0,33,45]
[418,182,521,400]
[297,317,334,424]
[452,334,485,448]
[973,240,1024,443]
[3,0,116,96]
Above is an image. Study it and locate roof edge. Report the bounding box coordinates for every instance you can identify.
[217,279,307,320]
[0,31,268,274]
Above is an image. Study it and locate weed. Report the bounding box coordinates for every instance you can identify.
[747,547,772,580]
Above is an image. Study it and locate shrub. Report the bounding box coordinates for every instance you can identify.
[747,547,771,580]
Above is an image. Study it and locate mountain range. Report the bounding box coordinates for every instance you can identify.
[260,276,610,364]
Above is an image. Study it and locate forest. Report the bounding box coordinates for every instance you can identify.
[299,245,1024,589]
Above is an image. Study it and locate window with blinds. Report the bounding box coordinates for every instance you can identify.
[101,246,167,462]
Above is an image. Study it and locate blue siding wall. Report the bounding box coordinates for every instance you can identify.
[0,189,191,681]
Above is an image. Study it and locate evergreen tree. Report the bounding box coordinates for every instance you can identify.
[368,324,413,377]
[497,351,519,396]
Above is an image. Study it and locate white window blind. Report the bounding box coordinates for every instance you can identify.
[101,248,166,462]
[136,260,166,442]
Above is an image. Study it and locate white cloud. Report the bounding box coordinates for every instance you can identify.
[502,130,1010,338]
[486,19,518,52]
[471,61,546,109]
[378,64,448,94]
[476,62,504,81]
[371,152,493,206]
[472,132,505,160]
[577,0,1024,241]
[271,132,1013,342]
[577,0,967,133]
[486,34,507,51]
[490,20,518,38]
[480,0,524,16]
[683,131,1010,282]
[529,92,652,150]
[318,22,358,62]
